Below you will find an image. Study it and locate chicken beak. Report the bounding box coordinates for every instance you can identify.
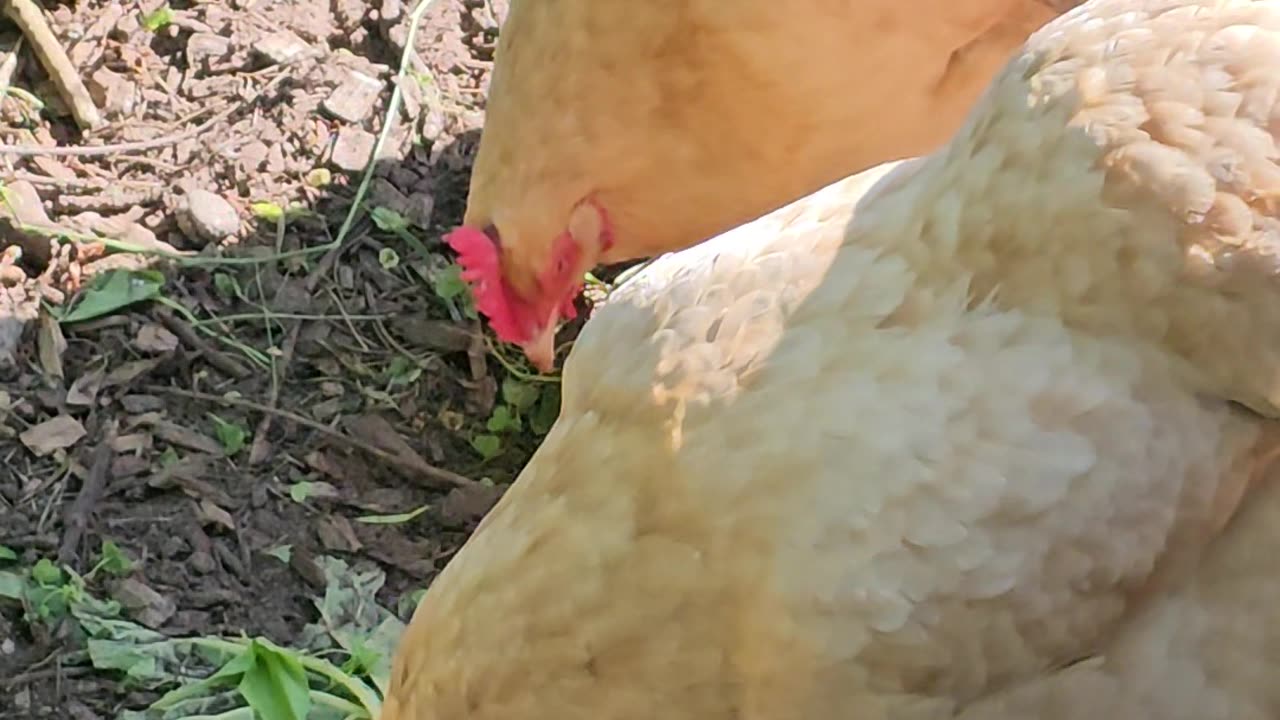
[520,322,559,373]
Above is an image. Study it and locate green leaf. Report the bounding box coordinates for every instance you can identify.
[305,168,332,188]
[140,5,173,31]
[31,558,62,586]
[470,434,502,460]
[485,405,522,434]
[250,201,284,222]
[306,557,404,696]
[266,545,292,563]
[397,588,427,619]
[431,264,467,301]
[289,482,311,503]
[378,247,401,270]
[209,414,247,456]
[159,446,180,467]
[354,504,430,525]
[0,545,16,562]
[370,206,409,233]
[99,540,133,576]
[212,272,240,299]
[0,570,24,600]
[384,355,421,386]
[237,640,311,720]
[287,481,339,504]
[501,377,539,410]
[150,642,260,710]
[530,385,561,436]
[60,270,165,324]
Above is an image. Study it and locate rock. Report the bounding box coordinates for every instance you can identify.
[322,70,384,124]
[113,577,177,629]
[87,66,135,117]
[2,179,52,227]
[368,177,411,217]
[406,192,435,228]
[176,189,240,245]
[186,33,232,67]
[252,29,310,66]
[378,0,404,23]
[329,126,382,172]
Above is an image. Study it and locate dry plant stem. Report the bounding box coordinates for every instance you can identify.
[248,320,302,465]
[146,385,480,490]
[3,0,103,130]
[156,307,253,380]
[57,418,117,565]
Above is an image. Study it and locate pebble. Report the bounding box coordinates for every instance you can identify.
[176,189,240,244]
[329,126,378,172]
[253,29,310,65]
[322,70,384,124]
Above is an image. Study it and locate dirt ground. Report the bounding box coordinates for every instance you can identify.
[0,0,544,716]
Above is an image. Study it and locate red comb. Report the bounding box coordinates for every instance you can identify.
[446,227,525,341]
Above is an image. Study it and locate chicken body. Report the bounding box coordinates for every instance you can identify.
[384,0,1280,717]
[958,466,1280,720]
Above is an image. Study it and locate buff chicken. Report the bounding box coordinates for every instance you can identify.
[383,0,1280,718]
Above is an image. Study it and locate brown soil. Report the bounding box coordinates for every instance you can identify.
[0,1,535,716]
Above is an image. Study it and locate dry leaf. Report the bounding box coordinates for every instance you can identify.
[19,415,87,456]
[134,323,179,354]
[315,515,363,552]
[103,357,163,388]
[197,499,235,531]
[65,368,105,407]
[111,433,153,453]
[149,420,223,455]
[36,311,66,381]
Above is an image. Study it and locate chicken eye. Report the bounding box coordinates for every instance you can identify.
[482,224,502,248]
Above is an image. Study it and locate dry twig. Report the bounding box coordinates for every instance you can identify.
[3,0,102,130]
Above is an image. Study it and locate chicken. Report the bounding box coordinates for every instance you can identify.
[383,1,1280,718]
[954,468,1280,720]
[448,0,1075,368]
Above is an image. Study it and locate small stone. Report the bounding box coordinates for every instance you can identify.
[322,70,384,124]
[189,549,217,574]
[86,66,135,117]
[368,177,411,216]
[2,180,52,227]
[160,535,189,558]
[113,578,177,629]
[176,189,240,245]
[237,140,270,173]
[329,127,378,172]
[406,192,435,228]
[187,33,232,67]
[252,29,309,65]
[378,0,404,23]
